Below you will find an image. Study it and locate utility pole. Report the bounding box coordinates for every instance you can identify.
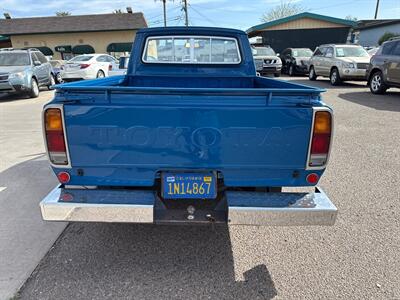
[163,0,167,27]
[183,0,189,26]
[374,0,380,19]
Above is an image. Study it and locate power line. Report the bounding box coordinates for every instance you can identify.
[149,16,183,25]
[188,4,218,26]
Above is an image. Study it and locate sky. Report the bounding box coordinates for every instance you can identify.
[1,0,399,30]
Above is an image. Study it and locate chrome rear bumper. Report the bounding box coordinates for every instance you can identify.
[40,185,337,226]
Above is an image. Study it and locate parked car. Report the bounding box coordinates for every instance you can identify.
[281,48,313,76]
[0,48,54,98]
[367,47,379,57]
[49,60,65,83]
[40,27,336,227]
[61,54,119,81]
[308,44,370,85]
[108,55,130,76]
[366,38,400,94]
[251,46,282,77]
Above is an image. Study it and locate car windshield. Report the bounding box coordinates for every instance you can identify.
[253,47,276,56]
[0,53,30,66]
[292,49,313,57]
[69,55,93,62]
[335,47,369,57]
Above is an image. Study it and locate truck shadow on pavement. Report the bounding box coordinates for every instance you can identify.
[19,223,277,300]
[337,91,400,112]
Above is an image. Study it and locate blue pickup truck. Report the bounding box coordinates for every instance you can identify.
[40,27,337,226]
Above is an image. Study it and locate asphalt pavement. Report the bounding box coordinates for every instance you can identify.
[0,90,66,300]
[1,78,399,299]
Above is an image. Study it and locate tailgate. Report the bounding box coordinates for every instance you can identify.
[61,98,316,187]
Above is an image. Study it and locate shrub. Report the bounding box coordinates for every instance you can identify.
[378,32,399,45]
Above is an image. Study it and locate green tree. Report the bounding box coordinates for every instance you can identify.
[378,32,399,45]
[55,11,71,17]
[261,0,305,22]
[345,15,358,21]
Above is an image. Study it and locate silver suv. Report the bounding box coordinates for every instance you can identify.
[0,48,54,98]
[308,44,370,85]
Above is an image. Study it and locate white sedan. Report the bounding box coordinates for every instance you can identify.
[61,54,119,81]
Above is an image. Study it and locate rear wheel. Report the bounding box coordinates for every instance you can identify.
[96,70,105,78]
[309,66,317,81]
[56,73,63,84]
[28,78,39,98]
[330,68,342,86]
[369,70,387,94]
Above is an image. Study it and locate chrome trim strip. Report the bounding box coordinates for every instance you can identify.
[42,104,72,169]
[40,185,154,223]
[305,106,334,170]
[142,35,242,65]
[227,187,337,226]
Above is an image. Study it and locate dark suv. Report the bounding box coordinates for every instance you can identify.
[367,38,400,94]
[0,48,54,98]
[281,48,313,76]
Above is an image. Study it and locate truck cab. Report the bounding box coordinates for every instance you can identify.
[40,27,336,226]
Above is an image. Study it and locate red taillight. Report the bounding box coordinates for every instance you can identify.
[80,64,90,69]
[57,171,70,184]
[44,108,68,165]
[308,110,332,167]
[108,64,112,71]
[46,131,66,152]
[311,134,331,154]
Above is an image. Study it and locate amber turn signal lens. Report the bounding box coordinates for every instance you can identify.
[313,111,331,134]
[45,108,62,131]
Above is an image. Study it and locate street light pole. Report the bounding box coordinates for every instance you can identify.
[183,0,188,26]
[163,0,167,27]
[374,0,380,19]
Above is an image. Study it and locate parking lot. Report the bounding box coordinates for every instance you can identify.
[0,77,399,300]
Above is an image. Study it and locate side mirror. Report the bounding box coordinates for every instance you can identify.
[33,60,41,66]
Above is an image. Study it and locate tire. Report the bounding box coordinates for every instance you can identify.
[28,78,39,98]
[56,73,63,84]
[47,74,55,90]
[274,72,281,77]
[330,68,342,86]
[309,66,317,81]
[288,65,294,76]
[96,70,105,78]
[369,70,387,94]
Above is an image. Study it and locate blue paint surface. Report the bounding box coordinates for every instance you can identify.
[47,27,331,188]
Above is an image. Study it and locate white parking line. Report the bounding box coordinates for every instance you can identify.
[0,187,6,192]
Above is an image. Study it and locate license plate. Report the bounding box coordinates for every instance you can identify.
[162,173,217,199]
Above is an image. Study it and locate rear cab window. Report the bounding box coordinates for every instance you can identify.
[142,36,241,64]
